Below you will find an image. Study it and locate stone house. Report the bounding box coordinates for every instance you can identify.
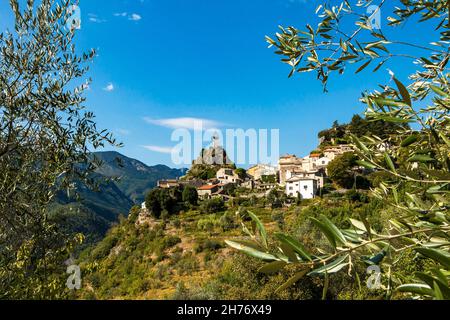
[247,164,278,181]
[216,168,241,185]
[285,169,325,188]
[285,177,318,199]
[157,179,180,189]
[323,145,353,161]
[197,184,220,199]
[278,154,303,185]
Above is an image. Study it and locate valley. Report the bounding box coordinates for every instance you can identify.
[49,151,187,245]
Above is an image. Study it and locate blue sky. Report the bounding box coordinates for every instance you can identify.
[0,0,436,168]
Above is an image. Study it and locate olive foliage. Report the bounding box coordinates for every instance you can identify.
[0,0,119,298]
[228,0,450,299]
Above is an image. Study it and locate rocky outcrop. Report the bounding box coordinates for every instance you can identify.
[193,146,232,166]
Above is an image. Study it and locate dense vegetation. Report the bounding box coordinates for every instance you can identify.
[327,152,371,189]
[145,187,184,219]
[318,115,407,147]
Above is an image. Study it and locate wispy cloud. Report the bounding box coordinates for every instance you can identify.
[142,145,174,154]
[116,128,130,136]
[103,83,114,92]
[88,13,107,23]
[143,117,223,130]
[113,12,142,21]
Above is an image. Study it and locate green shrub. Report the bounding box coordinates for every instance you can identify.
[261,175,277,183]
[197,216,220,232]
[182,185,198,206]
[271,211,285,230]
[219,212,236,231]
[176,253,199,275]
[90,232,119,260]
[145,187,183,218]
[345,189,369,203]
[194,239,224,253]
[173,218,181,228]
[200,197,226,214]
[163,235,182,249]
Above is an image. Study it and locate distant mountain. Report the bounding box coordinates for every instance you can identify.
[93,151,187,204]
[55,171,134,222]
[50,151,187,245]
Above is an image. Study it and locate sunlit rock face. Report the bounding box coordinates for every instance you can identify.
[193,146,232,166]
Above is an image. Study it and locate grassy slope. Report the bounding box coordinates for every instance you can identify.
[77,203,280,299]
[76,195,426,300]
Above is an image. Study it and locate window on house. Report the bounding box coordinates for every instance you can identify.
[289,187,293,190]
[304,185,308,190]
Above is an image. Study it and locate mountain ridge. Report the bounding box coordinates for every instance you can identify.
[51,151,187,245]
[93,151,187,204]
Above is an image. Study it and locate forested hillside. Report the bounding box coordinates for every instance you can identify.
[48,151,187,247]
[76,192,426,300]
[93,151,187,204]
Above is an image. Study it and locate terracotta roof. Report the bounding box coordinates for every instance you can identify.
[197,185,218,191]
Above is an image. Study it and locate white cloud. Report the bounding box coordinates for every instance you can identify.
[89,17,106,23]
[142,145,174,154]
[103,83,114,92]
[113,12,142,22]
[143,117,222,130]
[129,13,142,21]
[116,128,130,136]
[88,14,106,23]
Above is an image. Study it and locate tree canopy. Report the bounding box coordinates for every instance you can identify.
[182,185,199,206]
[0,0,119,298]
[319,114,407,146]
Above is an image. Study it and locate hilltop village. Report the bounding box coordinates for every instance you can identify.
[139,114,402,217]
[145,142,353,209]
